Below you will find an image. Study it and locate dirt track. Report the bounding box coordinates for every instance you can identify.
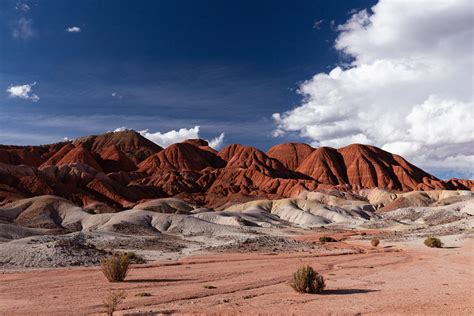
[0,236,473,315]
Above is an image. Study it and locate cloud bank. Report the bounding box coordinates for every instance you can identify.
[114,126,225,149]
[6,82,40,102]
[273,0,473,177]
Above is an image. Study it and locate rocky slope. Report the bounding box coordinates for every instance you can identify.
[0,130,472,209]
[1,190,472,268]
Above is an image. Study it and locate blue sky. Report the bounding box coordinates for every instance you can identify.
[1,0,472,179]
[1,0,375,145]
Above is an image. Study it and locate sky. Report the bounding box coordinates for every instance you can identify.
[1,0,472,179]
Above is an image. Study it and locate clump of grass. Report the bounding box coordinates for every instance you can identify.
[319,236,337,243]
[290,265,325,294]
[424,237,442,248]
[135,292,152,297]
[203,285,217,289]
[102,290,127,316]
[101,253,130,282]
[370,237,380,247]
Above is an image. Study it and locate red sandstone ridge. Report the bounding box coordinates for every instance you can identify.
[445,178,474,191]
[55,146,104,172]
[267,143,314,170]
[74,129,162,164]
[219,144,294,178]
[0,131,471,209]
[337,144,441,191]
[296,147,348,185]
[97,145,137,173]
[139,142,225,173]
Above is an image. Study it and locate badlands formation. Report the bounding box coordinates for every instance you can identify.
[0,130,473,315]
[0,129,472,210]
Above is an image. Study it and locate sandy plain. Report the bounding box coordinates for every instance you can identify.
[1,233,472,316]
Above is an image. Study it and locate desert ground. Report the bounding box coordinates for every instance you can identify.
[0,189,473,315]
[0,234,472,315]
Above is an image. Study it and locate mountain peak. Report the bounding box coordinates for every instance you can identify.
[73,130,162,163]
[267,143,314,170]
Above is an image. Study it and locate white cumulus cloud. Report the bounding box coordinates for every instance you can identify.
[208,132,225,150]
[273,0,473,176]
[66,26,81,33]
[6,82,40,102]
[139,126,200,148]
[114,126,225,149]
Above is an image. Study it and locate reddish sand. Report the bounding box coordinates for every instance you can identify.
[0,237,473,315]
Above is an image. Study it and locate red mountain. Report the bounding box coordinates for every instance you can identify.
[97,145,137,173]
[0,131,471,209]
[267,143,314,171]
[295,147,347,185]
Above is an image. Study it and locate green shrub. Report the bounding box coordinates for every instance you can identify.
[371,237,380,247]
[290,265,325,294]
[424,237,442,248]
[101,253,130,282]
[319,236,337,243]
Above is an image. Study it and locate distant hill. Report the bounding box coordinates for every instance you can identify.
[0,130,472,209]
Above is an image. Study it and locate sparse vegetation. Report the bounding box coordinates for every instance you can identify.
[319,236,337,243]
[371,237,380,247]
[203,285,217,289]
[424,237,442,248]
[290,265,325,294]
[101,253,130,282]
[102,290,127,316]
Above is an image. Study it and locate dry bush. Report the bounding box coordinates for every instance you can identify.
[290,265,325,294]
[424,237,442,248]
[319,236,337,243]
[102,290,127,316]
[101,254,130,282]
[371,237,380,247]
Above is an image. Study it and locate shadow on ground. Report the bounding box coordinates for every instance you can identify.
[122,310,176,316]
[125,278,193,283]
[323,289,379,295]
